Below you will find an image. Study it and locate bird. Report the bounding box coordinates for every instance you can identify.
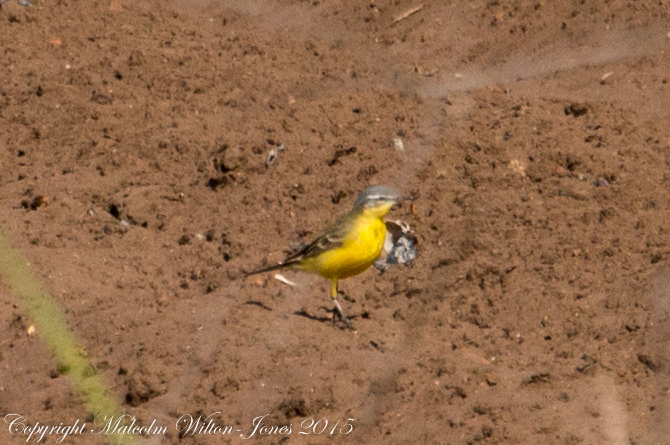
[245,185,410,329]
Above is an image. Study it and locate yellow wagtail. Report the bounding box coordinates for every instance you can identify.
[246,185,410,329]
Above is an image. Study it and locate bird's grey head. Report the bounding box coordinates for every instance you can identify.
[353,185,404,209]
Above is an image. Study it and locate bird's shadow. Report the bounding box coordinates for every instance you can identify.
[244,301,359,329]
[294,307,359,330]
[244,300,273,311]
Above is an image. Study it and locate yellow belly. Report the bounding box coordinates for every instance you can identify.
[308,216,386,280]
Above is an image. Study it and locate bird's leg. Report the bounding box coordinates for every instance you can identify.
[331,280,354,330]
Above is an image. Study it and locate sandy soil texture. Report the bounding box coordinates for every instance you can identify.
[2,0,670,443]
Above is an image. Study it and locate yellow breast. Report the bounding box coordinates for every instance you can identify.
[314,214,386,280]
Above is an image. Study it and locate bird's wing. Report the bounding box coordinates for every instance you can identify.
[284,213,355,262]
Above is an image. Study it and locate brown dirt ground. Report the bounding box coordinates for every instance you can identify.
[2,0,670,443]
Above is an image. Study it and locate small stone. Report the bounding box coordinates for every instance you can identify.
[594,178,610,187]
[485,372,498,386]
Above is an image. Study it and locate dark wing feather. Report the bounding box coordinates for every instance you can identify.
[284,213,354,262]
[245,212,356,276]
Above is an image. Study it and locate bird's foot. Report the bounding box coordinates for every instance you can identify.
[332,299,355,331]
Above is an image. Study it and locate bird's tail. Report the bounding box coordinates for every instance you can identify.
[244,260,299,277]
